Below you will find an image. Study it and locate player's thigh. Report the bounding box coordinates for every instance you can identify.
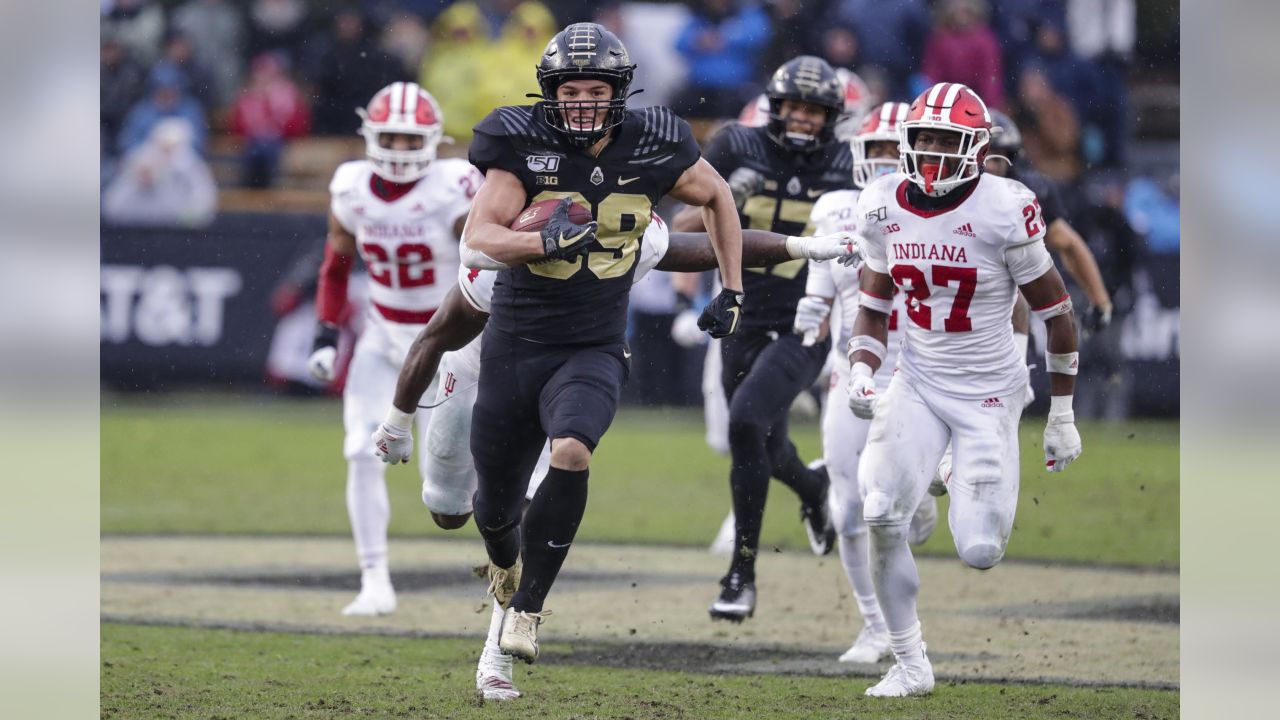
[469,330,551,489]
[728,334,826,425]
[823,363,872,536]
[939,393,1022,559]
[859,375,950,526]
[718,331,769,403]
[419,349,479,517]
[343,329,398,460]
[539,344,629,452]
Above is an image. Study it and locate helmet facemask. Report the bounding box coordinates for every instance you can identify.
[900,124,989,196]
[766,99,840,152]
[538,72,631,148]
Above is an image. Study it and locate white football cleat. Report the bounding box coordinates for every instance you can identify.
[485,557,522,610]
[708,510,736,555]
[838,624,891,664]
[499,607,551,663]
[865,653,935,698]
[475,651,522,701]
[908,494,938,546]
[341,566,396,616]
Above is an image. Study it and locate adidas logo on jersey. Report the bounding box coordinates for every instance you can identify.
[980,397,1004,408]
[953,223,977,238]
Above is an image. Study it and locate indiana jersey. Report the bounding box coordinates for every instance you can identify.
[807,188,905,392]
[703,123,853,332]
[330,158,482,332]
[469,103,700,345]
[857,173,1052,398]
[459,214,670,314]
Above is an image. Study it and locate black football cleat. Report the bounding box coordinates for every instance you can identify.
[709,571,756,622]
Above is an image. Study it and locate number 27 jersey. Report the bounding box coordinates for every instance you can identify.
[857,173,1053,399]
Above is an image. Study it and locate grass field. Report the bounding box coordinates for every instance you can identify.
[101,395,1180,718]
[102,395,1179,566]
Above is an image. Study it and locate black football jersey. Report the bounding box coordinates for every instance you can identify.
[470,103,700,345]
[703,124,854,332]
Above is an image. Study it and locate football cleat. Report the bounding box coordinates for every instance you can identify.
[499,607,551,663]
[485,557,522,610]
[928,450,952,497]
[865,656,935,698]
[709,571,756,622]
[908,494,938,546]
[341,566,396,616]
[839,624,892,664]
[476,650,522,701]
[801,460,836,556]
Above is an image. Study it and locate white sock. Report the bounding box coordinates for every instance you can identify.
[347,457,390,570]
[868,523,920,640]
[480,601,506,666]
[837,532,886,633]
[888,621,926,665]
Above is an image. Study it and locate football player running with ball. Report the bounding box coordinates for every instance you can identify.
[453,23,744,668]
[848,83,1082,697]
[306,82,482,617]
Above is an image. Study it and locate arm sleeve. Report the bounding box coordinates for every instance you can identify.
[1006,239,1055,286]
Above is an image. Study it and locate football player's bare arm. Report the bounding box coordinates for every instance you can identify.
[668,158,743,291]
[459,168,542,267]
[1045,218,1111,311]
[1020,267,1078,398]
[672,203,707,232]
[660,229,797,272]
[390,285,489,415]
[849,269,893,373]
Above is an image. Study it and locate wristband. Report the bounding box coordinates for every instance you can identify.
[1046,351,1079,375]
[784,235,807,260]
[847,335,887,364]
[850,361,875,379]
[1048,394,1074,420]
[384,406,414,430]
[858,290,893,314]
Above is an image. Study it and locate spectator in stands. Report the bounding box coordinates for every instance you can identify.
[172,0,247,110]
[484,1,559,107]
[227,52,312,188]
[761,0,824,80]
[1013,64,1080,182]
[102,118,218,227]
[101,0,166,65]
[379,12,431,77]
[1023,16,1094,111]
[921,0,1004,108]
[672,0,772,119]
[823,0,930,100]
[102,37,149,161]
[420,1,493,141]
[1067,0,1135,167]
[988,0,1066,84]
[305,6,401,136]
[161,32,219,113]
[246,0,311,66]
[118,62,208,157]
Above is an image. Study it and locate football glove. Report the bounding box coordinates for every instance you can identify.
[372,419,413,465]
[540,198,598,261]
[727,167,766,211]
[1043,409,1083,473]
[697,288,745,339]
[793,296,830,343]
[307,322,340,382]
[1081,303,1113,337]
[846,362,878,420]
[786,230,864,265]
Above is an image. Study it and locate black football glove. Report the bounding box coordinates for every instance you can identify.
[726,167,766,211]
[698,288,745,338]
[1081,303,1113,337]
[540,198,598,261]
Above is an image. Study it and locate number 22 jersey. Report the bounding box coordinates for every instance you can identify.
[857,173,1053,399]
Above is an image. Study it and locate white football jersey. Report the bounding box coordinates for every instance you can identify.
[857,173,1052,398]
[330,158,483,332]
[458,213,671,314]
[807,188,906,392]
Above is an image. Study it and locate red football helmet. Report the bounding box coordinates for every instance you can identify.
[899,83,992,196]
[852,102,909,188]
[832,68,872,141]
[357,81,446,183]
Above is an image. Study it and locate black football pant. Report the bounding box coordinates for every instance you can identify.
[720,329,830,581]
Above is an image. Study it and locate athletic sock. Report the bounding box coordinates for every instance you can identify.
[478,518,521,571]
[838,532,887,633]
[347,457,390,569]
[888,621,926,665]
[479,601,505,666]
[511,466,589,612]
[868,523,921,636]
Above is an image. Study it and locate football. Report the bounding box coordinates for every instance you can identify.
[510,198,593,232]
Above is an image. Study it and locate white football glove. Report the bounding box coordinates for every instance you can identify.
[372,419,413,464]
[1043,409,1082,473]
[846,361,878,420]
[671,309,707,348]
[307,346,337,382]
[793,296,830,345]
[786,230,864,265]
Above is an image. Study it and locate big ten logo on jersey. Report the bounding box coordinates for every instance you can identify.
[360,237,435,289]
[101,265,242,346]
[525,190,651,281]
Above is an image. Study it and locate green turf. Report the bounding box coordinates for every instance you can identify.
[101,396,1178,566]
[101,623,1178,720]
